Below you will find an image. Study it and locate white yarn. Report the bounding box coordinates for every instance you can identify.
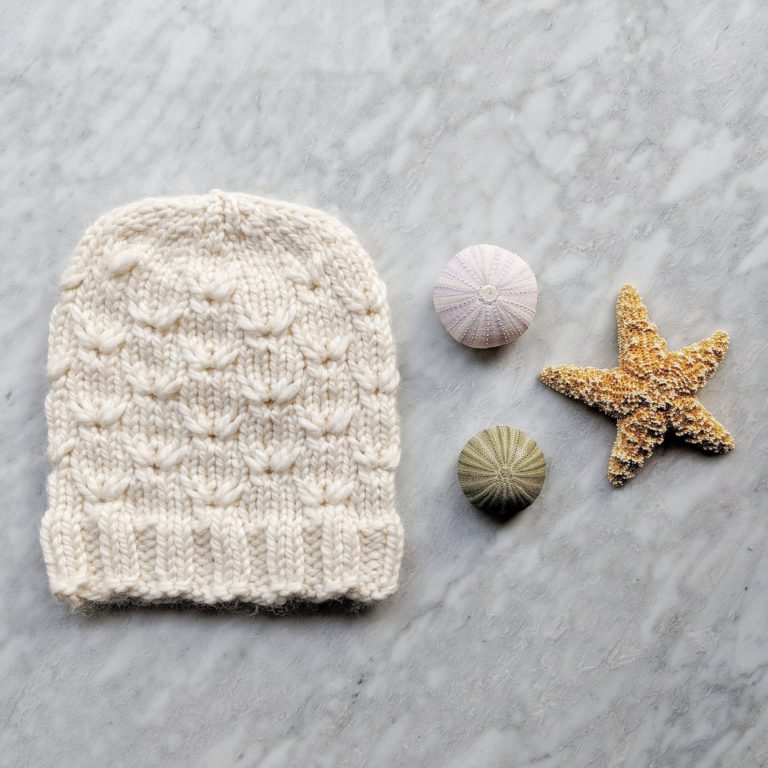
[41,191,403,607]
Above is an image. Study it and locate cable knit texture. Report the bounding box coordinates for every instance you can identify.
[41,192,403,607]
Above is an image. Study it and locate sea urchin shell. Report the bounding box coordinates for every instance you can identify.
[433,244,538,349]
[457,426,546,515]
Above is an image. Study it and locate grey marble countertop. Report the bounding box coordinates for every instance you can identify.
[2,2,767,766]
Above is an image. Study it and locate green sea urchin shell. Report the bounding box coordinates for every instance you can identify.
[457,426,546,514]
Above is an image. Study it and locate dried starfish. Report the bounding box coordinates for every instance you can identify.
[540,285,734,486]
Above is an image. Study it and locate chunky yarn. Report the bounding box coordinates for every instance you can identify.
[41,192,403,607]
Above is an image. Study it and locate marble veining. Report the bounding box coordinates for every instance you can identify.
[1,1,767,766]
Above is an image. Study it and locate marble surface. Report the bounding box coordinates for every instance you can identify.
[2,1,767,766]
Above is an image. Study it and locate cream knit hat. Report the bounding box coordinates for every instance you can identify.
[41,192,403,607]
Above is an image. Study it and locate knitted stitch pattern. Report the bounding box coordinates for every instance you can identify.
[41,192,403,607]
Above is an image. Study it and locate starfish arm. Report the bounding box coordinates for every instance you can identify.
[667,331,729,391]
[668,396,734,453]
[540,365,641,418]
[616,284,668,371]
[608,405,667,486]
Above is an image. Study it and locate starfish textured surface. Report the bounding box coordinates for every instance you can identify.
[540,285,734,486]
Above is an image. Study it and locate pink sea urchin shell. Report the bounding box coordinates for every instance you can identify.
[433,244,538,349]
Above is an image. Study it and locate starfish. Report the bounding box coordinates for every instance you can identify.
[540,285,734,486]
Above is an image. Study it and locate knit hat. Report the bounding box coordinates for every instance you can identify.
[41,192,403,607]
